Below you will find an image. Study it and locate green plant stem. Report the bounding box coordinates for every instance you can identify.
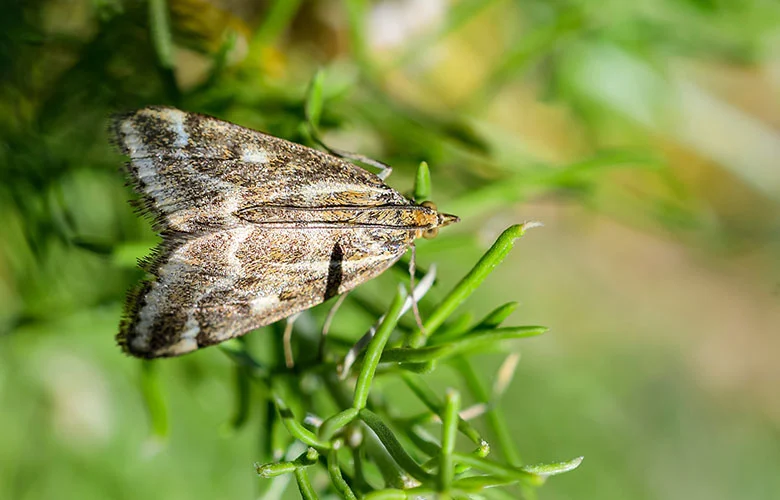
[344,0,373,75]
[294,467,317,500]
[353,285,407,409]
[361,420,412,489]
[228,364,251,430]
[364,490,408,500]
[414,161,431,201]
[253,0,303,46]
[256,448,318,478]
[351,446,372,494]
[319,408,359,440]
[328,444,358,500]
[454,357,522,465]
[475,302,519,330]
[360,408,434,483]
[451,453,542,486]
[401,373,483,447]
[140,361,168,442]
[439,389,460,492]
[392,326,547,363]
[271,380,330,450]
[148,0,174,69]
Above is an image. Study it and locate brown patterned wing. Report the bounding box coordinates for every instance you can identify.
[119,225,415,358]
[111,106,410,232]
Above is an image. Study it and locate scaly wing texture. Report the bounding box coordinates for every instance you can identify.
[111,106,410,232]
[111,107,417,358]
[120,226,413,358]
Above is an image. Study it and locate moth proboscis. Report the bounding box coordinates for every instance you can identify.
[111,106,458,359]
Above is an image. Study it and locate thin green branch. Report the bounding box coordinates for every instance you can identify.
[401,373,484,448]
[392,326,547,363]
[227,364,251,430]
[439,389,460,492]
[475,302,519,330]
[359,408,435,483]
[294,467,317,500]
[522,456,584,477]
[409,223,541,347]
[140,361,169,443]
[361,420,412,489]
[272,382,331,450]
[454,357,522,465]
[256,447,319,478]
[319,408,359,440]
[343,0,373,74]
[363,490,408,500]
[328,443,358,500]
[451,452,542,486]
[353,285,407,409]
[148,0,174,69]
[414,161,431,202]
[253,0,304,46]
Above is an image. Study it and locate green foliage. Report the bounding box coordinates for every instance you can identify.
[211,223,578,499]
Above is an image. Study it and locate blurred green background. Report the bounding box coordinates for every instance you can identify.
[1,0,779,498]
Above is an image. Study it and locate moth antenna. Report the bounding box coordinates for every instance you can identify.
[409,244,427,335]
[320,293,348,361]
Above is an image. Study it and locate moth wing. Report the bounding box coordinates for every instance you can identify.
[120,226,413,358]
[111,106,409,232]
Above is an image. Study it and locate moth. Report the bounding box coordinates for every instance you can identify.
[111,106,459,358]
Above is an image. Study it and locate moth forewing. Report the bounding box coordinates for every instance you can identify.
[113,106,458,358]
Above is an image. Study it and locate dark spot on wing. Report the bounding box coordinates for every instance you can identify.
[324,241,344,301]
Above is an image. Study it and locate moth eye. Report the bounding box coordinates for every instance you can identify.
[421,200,437,211]
[423,227,439,239]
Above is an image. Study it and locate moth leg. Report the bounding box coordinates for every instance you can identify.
[304,89,393,180]
[320,293,349,361]
[408,244,427,335]
[316,139,393,181]
[330,148,393,181]
[283,313,301,369]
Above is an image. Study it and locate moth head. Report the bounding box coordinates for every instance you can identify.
[419,200,460,239]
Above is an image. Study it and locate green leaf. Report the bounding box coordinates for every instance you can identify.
[475,302,519,330]
[454,358,522,465]
[140,361,168,444]
[451,475,515,492]
[227,363,251,431]
[328,444,358,500]
[255,448,319,478]
[363,490,408,500]
[433,312,475,341]
[521,456,584,477]
[391,326,547,363]
[353,285,407,409]
[148,0,174,69]
[272,380,331,450]
[359,408,435,483]
[401,373,484,447]
[305,68,326,131]
[414,161,431,202]
[438,389,460,492]
[294,467,318,500]
[451,452,543,486]
[319,408,359,440]
[253,0,304,46]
